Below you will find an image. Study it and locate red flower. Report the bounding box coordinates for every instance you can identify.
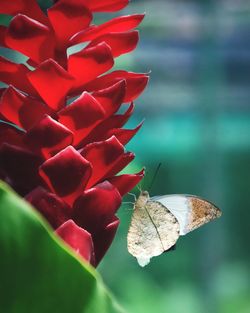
[0,0,147,266]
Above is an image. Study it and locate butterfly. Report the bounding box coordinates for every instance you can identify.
[127,191,222,267]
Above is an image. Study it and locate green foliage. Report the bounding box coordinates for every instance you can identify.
[0,181,125,313]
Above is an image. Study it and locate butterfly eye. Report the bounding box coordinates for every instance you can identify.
[141,191,149,197]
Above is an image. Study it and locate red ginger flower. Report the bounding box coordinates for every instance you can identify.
[0,0,148,266]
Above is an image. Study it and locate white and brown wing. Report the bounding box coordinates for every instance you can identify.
[127,194,180,267]
[152,194,222,235]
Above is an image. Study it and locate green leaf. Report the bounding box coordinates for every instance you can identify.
[0,181,125,313]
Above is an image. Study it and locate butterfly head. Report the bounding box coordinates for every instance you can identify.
[135,190,150,209]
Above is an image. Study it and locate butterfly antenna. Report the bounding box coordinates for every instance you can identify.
[136,183,142,193]
[148,163,162,192]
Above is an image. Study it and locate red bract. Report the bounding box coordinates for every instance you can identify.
[0,0,147,267]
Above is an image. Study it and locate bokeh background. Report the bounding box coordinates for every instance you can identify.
[1,1,250,313]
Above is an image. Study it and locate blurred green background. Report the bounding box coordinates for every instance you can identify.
[1,1,250,313]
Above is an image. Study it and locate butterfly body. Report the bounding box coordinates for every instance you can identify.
[127,191,222,267]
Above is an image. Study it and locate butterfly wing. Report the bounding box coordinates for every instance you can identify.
[127,199,180,267]
[152,194,222,235]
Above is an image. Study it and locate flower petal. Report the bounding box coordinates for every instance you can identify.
[0,86,49,130]
[80,0,128,12]
[108,168,145,196]
[85,31,139,58]
[0,143,43,195]
[28,59,74,111]
[0,26,7,47]
[94,217,119,266]
[71,14,144,44]
[0,56,35,95]
[0,122,24,147]
[81,136,134,188]
[48,0,92,49]
[39,146,92,205]
[73,181,121,265]
[25,115,73,159]
[0,0,48,25]
[0,88,5,97]
[68,42,114,92]
[79,102,134,146]
[0,87,25,128]
[56,219,95,265]
[92,80,126,117]
[106,152,135,179]
[26,187,71,228]
[5,14,54,63]
[83,70,149,102]
[105,120,143,145]
[58,92,105,146]
[72,181,121,235]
